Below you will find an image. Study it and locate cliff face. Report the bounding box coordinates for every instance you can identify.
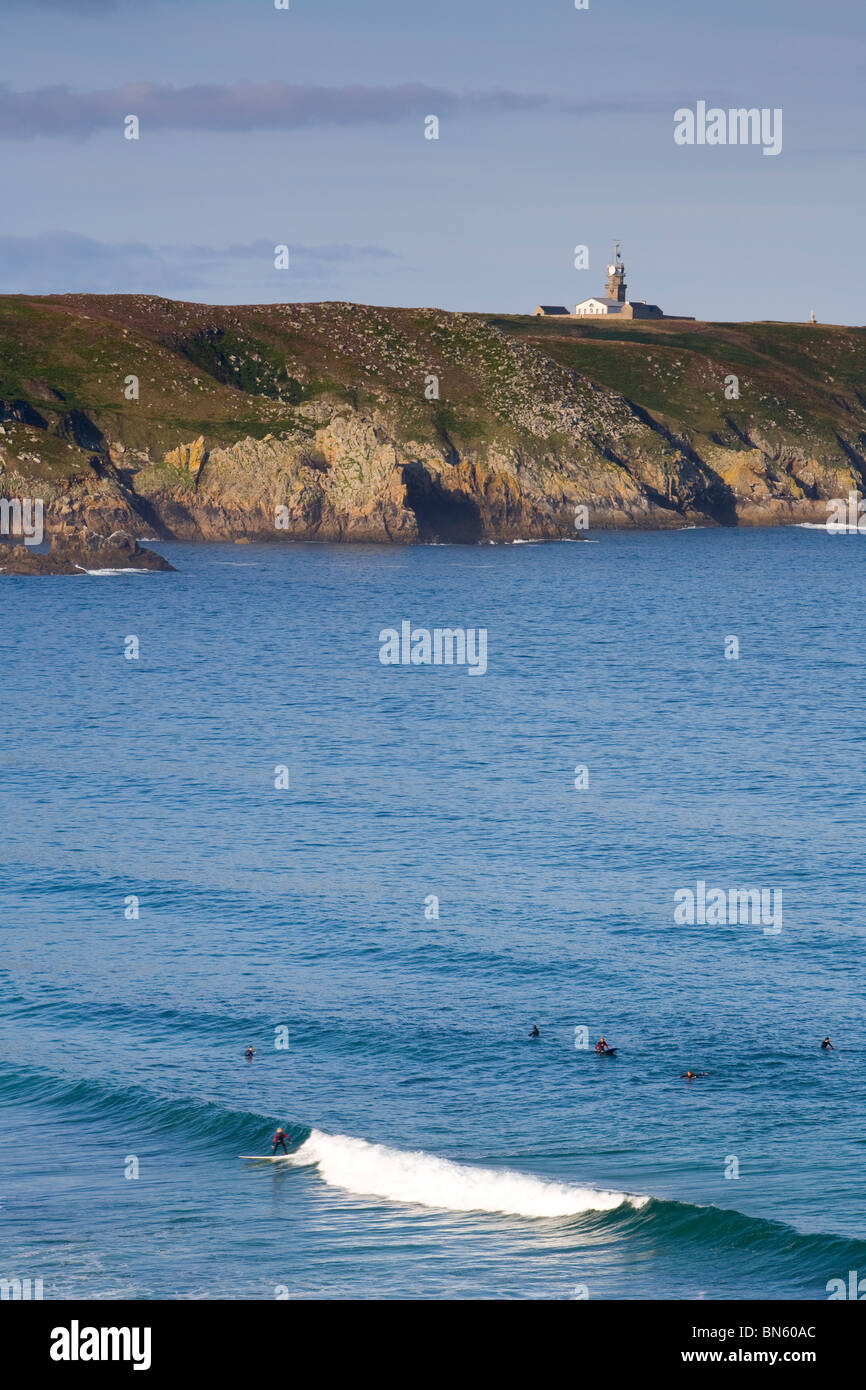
[1,294,863,544]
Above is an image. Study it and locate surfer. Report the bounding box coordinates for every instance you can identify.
[529,1024,540,1038]
[595,1037,612,1054]
[271,1126,290,1155]
[680,1071,708,1080]
[244,1046,256,1060]
[821,1036,834,1050]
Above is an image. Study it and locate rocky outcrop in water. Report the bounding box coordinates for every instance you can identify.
[0,526,174,575]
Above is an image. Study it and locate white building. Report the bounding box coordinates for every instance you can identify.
[574,243,664,319]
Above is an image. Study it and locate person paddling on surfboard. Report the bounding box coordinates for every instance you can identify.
[271,1127,290,1155]
[595,1037,615,1054]
[821,1036,834,1050]
[680,1071,708,1080]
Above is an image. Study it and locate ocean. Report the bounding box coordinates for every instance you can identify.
[1,526,864,1300]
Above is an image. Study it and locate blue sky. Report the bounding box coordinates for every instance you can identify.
[1,0,863,320]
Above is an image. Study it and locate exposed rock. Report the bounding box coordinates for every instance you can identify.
[53,409,106,454]
[0,526,174,575]
[1,295,864,543]
[164,436,207,474]
[0,398,47,429]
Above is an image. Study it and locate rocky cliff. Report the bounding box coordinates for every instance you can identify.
[1,294,864,543]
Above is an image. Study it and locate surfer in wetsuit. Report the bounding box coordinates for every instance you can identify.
[529,1024,540,1037]
[244,1046,256,1060]
[271,1127,290,1155]
[680,1071,708,1080]
[821,1036,834,1050]
[595,1037,609,1054]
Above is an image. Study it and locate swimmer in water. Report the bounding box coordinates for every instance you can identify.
[529,1024,540,1038]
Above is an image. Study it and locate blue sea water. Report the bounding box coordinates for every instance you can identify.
[1,526,865,1301]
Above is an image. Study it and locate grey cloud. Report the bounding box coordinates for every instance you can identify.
[0,80,665,139]
[4,1,123,10]
[0,233,398,297]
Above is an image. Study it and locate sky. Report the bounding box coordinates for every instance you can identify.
[0,0,863,321]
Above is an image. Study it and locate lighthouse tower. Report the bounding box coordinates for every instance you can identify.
[571,240,672,318]
[605,242,627,304]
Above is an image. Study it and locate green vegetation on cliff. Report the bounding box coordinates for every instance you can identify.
[1,293,863,542]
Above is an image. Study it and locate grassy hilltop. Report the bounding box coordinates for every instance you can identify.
[1,293,864,542]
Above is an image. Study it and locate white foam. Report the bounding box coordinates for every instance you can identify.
[77,567,157,575]
[291,1129,647,1219]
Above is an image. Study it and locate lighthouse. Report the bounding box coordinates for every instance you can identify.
[572,241,673,318]
[605,242,627,304]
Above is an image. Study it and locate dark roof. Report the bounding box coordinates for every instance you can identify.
[535,305,570,314]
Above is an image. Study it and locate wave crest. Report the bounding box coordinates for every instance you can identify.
[291,1129,647,1218]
